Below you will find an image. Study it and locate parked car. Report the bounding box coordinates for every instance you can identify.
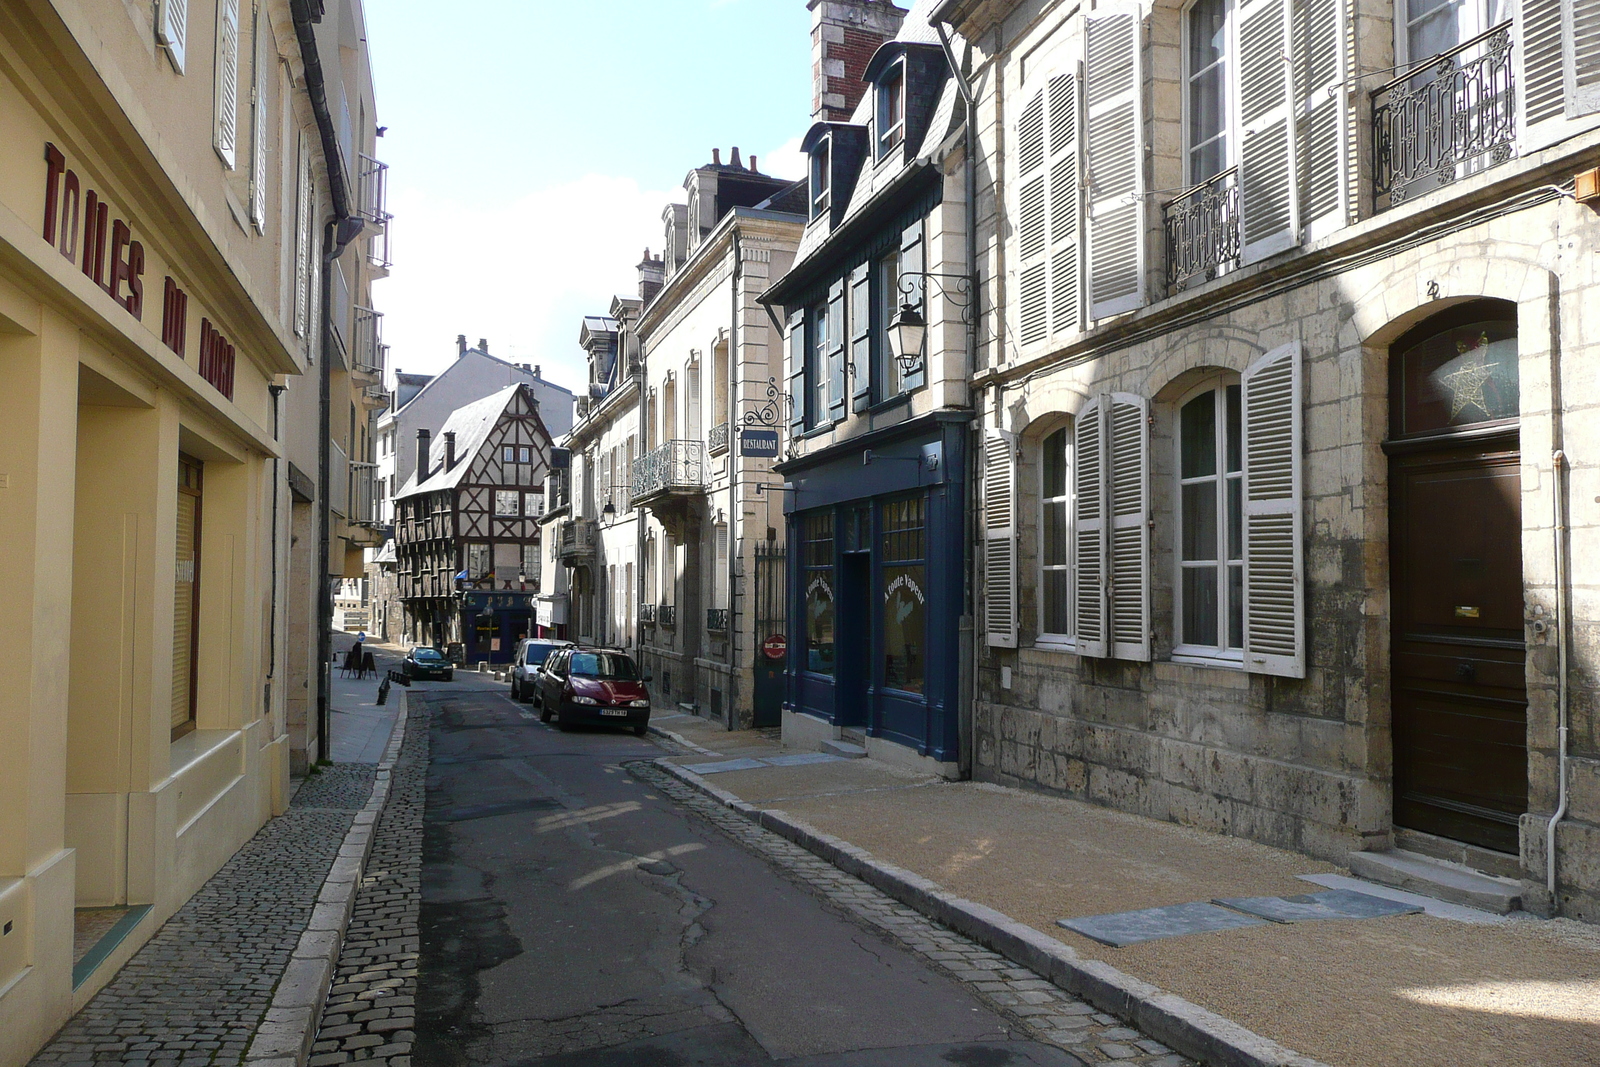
[510,638,573,702]
[402,646,454,681]
[535,647,651,735]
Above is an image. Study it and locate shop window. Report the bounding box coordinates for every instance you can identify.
[1175,377,1244,659]
[1040,427,1073,641]
[881,495,926,694]
[802,511,836,676]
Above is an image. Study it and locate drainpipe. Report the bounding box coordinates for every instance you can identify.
[1548,449,1570,900]
[727,230,742,730]
[935,16,980,779]
[268,384,284,699]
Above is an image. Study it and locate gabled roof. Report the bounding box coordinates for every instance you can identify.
[396,384,543,499]
[390,346,574,421]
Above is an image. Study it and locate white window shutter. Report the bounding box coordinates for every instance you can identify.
[1237,0,1298,262]
[983,431,1018,648]
[214,0,241,168]
[294,132,310,338]
[1292,0,1347,242]
[1107,392,1150,661]
[158,0,188,74]
[1048,71,1082,335]
[1521,0,1569,147]
[250,6,267,231]
[1015,88,1049,348]
[1241,341,1305,678]
[1084,4,1147,320]
[1564,0,1600,117]
[1072,395,1109,657]
[1017,90,1046,176]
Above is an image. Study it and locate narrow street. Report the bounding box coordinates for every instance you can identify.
[410,675,1092,1067]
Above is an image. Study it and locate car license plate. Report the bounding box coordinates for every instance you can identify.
[600,708,629,717]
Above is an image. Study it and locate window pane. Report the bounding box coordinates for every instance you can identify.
[1182,482,1218,561]
[1043,499,1068,567]
[1188,0,1228,71]
[1227,477,1242,561]
[883,564,926,693]
[806,572,836,676]
[1188,65,1227,164]
[1228,563,1244,649]
[1042,428,1067,497]
[1043,569,1071,635]
[1181,391,1217,478]
[1183,567,1219,647]
[1226,383,1242,472]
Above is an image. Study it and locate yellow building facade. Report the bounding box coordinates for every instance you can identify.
[0,1,363,1060]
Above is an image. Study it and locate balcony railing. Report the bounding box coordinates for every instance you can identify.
[658,604,677,628]
[1164,166,1240,292]
[352,307,384,379]
[330,439,349,518]
[641,603,656,625]
[707,607,729,632]
[632,440,707,503]
[1373,22,1516,211]
[558,517,598,562]
[350,461,382,528]
[359,153,393,272]
[708,421,731,456]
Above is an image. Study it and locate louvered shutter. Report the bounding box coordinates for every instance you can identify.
[1106,393,1150,661]
[1237,0,1298,262]
[1521,0,1569,147]
[250,5,267,230]
[900,220,927,391]
[1072,396,1108,657]
[1048,72,1083,335]
[786,308,806,437]
[983,431,1018,648]
[1016,87,1050,347]
[850,263,872,412]
[294,132,310,338]
[1084,5,1147,319]
[1241,341,1304,678]
[214,0,241,168]
[1564,0,1600,117]
[158,0,188,74]
[826,279,847,422]
[1292,0,1346,241]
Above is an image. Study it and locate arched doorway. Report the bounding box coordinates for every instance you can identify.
[1385,300,1526,855]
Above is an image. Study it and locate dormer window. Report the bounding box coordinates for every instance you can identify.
[876,61,905,156]
[810,138,831,219]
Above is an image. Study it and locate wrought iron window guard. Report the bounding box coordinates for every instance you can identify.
[707,608,729,632]
[1164,167,1240,292]
[659,604,677,628]
[1372,22,1516,211]
[708,421,731,455]
[641,603,657,625]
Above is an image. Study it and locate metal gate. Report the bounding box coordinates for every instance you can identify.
[752,538,787,728]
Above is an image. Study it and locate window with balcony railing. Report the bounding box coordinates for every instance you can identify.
[352,307,384,377]
[632,440,707,501]
[350,462,381,527]
[359,153,393,272]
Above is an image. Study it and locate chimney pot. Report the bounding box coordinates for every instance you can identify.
[444,431,457,469]
[730,146,742,169]
[417,429,432,478]
[456,334,467,356]
[750,155,758,172]
[478,338,488,353]
[534,364,540,377]
[712,148,721,165]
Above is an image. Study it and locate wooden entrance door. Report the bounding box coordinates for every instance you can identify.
[1389,439,1526,853]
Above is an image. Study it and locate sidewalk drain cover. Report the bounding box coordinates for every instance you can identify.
[1058,902,1267,946]
[1214,889,1424,923]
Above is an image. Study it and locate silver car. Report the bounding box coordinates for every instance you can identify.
[509,638,573,703]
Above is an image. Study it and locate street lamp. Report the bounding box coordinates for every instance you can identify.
[602,500,616,520]
[884,272,974,380]
[887,299,927,377]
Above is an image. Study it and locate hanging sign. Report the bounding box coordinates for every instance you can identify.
[741,429,780,457]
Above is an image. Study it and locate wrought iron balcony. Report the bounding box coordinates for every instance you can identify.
[352,307,384,381]
[658,604,677,629]
[708,421,731,456]
[349,462,383,529]
[557,517,599,563]
[707,607,729,632]
[1164,167,1240,292]
[632,440,707,505]
[641,603,657,625]
[1373,22,1516,211]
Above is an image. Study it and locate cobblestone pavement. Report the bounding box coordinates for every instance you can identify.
[629,760,1195,1067]
[307,711,426,1067]
[29,775,372,1067]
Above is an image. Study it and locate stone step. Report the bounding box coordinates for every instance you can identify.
[1346,848,1522,914]
[820,739,867,759]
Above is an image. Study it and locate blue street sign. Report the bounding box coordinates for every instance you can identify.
[741,429,780,457]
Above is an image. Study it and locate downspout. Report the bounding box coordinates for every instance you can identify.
[936,17,980,779]
[1548,449,1569,900]
[727,231,741,730]
[268,384,284,701]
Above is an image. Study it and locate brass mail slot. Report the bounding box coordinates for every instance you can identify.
[1455,606,1481,619]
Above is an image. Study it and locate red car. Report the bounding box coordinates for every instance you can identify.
[535,647,652,736]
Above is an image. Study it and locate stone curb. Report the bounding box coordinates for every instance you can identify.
[653,757,1331,1067]
[244,693,411,1067]
[645,722,722,757]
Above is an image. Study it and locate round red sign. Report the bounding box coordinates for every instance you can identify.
[762,634,788,660]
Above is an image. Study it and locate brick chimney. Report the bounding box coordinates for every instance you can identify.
[809,0,908,122]
[478,337,488,353]
[638,247,665,304]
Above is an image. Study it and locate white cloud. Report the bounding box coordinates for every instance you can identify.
[760,135,806,181]
[374,174,677,394]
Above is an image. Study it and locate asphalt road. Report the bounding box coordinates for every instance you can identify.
[412,673,1081,1067]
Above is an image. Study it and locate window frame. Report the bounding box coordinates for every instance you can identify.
[494,489,521,516]
[1036,425,1075,648]
[1180,0,1236,189]
[877,60,906,157]
[1172,375,1245,666]
[811,137,831,219]
[805,300,830,429]
[1395,0,1509,68]
[872,249,903,403]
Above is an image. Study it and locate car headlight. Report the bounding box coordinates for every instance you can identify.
[572,694,599,705]
[629,699,650,708]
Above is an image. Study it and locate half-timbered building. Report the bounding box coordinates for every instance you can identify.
[393,383,553,663]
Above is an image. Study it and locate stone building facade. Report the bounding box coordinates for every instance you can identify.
[935,0,1600,917]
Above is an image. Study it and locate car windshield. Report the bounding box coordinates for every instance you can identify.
[413,648,445,663]
[568,652,639,680]
[521,642,564,666]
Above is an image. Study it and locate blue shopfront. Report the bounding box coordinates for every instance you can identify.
[780,412,968,764]
[460,589,535,665]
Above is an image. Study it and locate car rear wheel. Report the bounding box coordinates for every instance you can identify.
[538,699,552,723]
[510,677,521,701]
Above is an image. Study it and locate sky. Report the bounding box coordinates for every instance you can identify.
[362,0,816,395]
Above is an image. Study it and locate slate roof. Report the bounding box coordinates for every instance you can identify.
[395,385,529,500]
